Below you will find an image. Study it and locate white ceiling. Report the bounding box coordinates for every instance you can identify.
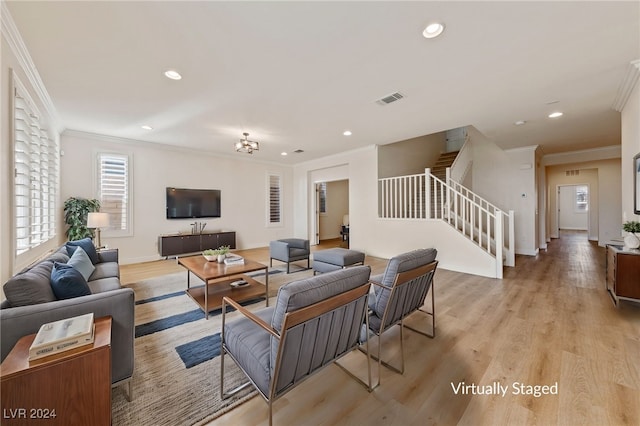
[6,1,639,164]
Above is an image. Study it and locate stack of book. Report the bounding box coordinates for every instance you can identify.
[224,254,245,265]
[29,313,95,361]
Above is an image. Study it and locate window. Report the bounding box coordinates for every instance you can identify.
[97,153,131,235]
[13,78,59,255]
[267,173,282,226]
[318,182,327,214]
[575,185,588,212]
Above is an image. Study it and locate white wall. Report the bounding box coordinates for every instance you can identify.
[377,132,446,178]
[621,76,640,225]
[467,127,539,255]
[60,131,293,264]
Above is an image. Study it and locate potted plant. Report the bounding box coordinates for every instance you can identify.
[203,245,231,263]
[216,245,231,263]
[64,197,101,241]
[623,220,640,249]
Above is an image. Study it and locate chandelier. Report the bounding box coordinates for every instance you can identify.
[235,132,259,154]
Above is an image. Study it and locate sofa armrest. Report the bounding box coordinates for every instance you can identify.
[0,288,135,384]
[98,248,119,263]
[269,240,290,261]
[279,238,308,250]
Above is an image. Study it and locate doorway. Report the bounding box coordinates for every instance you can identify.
[314,179,349,246]
[557,184,590,238]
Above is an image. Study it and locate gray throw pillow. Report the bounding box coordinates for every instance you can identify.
[67,246,96,281]
[3,261,57,307]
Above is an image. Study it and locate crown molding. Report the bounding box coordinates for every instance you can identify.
[612,59,640,112]
[1,1,62,132]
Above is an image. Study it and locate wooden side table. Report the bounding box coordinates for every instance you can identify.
[0,316,112,425]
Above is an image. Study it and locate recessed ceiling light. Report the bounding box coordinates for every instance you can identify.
[423,22,445,39]
[281,152,288,156]
[164,70,182,80]
[343,130,352,136]
[141,125,153,130]
[514,120,526,126]
[548,112,563,118]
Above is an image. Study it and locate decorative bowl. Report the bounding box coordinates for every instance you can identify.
[203,254,217,262]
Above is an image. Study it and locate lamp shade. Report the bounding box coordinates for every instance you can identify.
[87,212,110,228]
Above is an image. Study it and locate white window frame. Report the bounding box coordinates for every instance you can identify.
[267,172,283,227]
[575,185,588,213]
[95,151,132,237]
[12,74,59,256]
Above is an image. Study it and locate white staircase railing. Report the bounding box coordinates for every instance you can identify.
[378,168,515,277]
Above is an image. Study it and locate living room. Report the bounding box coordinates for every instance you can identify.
[1,1,639,425]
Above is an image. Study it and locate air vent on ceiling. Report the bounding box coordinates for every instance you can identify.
[293,149,304,154]
[376,92,404,106]
[565,169,580,176]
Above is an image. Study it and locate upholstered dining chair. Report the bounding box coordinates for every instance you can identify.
[269,238,310,273]
[220,266,373,426]
[365,248,438,384]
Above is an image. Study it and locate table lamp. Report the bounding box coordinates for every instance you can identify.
[87,212,110,248]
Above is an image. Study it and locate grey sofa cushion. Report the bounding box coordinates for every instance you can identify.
[3,260,57,307]
[223,307,275,396]
[89,262,120,281]
[372,248,437,317]
[87,277,121,294]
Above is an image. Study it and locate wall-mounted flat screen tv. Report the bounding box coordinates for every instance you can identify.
[166,187,221,219]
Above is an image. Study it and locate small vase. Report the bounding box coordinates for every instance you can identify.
[217,254,226,263]
[624,233,640,250]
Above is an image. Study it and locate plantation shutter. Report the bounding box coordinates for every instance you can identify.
[14,82,59,255]
[268,173,282,225]
[98,153,129,233]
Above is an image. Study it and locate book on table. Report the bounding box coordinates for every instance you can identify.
[224,254,245,265]
[29,313,95,361]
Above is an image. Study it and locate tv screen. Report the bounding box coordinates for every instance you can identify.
[166,187,221,219]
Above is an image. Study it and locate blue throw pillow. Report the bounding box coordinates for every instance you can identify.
[50,262,92,300]
[67,246,96,281]
[66,238,99,264]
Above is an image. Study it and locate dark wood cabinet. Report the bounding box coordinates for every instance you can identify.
[606,244,640,306]
[158,231,236,257]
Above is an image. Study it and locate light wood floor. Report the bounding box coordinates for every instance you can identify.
[120,233,640,425]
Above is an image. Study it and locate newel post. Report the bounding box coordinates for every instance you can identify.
[425,168,432,219]
[495,210,503,279]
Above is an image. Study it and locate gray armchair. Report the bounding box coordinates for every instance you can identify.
[366,248,438,384]
[269,238,310,273]
[220,266,373,425]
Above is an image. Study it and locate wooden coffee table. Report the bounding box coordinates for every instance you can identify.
[178,256,269,319]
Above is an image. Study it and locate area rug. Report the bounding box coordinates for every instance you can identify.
[111,268,311,426]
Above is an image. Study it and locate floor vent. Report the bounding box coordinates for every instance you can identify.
[376,92,404,105]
